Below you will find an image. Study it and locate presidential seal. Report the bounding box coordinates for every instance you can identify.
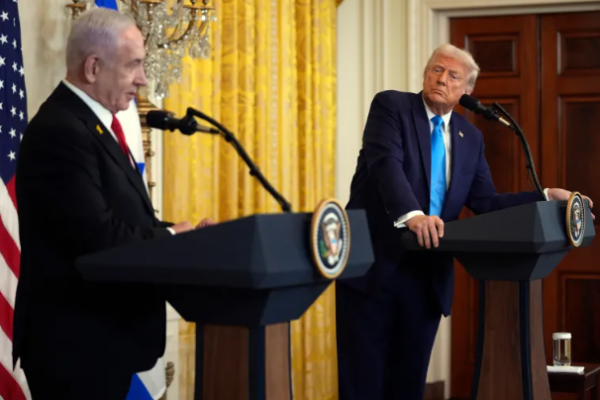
[566,192,585,247]
[310,199,351,279]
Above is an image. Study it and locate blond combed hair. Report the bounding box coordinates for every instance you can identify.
[424,44,481,91]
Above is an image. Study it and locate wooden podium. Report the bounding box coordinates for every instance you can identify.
[76,211,374,400]
[402,200,595,400]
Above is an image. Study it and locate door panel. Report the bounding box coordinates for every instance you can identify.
[541,11,600,367]
[449,11,600,399]
[450,15,539,399]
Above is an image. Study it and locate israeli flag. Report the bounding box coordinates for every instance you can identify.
[95,3,167,400]
[94,0,120,8]
[117,100,148,186]
[126,358,167,400]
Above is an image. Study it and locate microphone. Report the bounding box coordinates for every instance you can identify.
[146,110,219,135]
[145,106,292,213]
[459,94,511,128]
[459,94,545,199]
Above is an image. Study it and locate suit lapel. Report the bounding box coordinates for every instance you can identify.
[411,94,432,190]
[53,83,155,215]
[86,118,155,215]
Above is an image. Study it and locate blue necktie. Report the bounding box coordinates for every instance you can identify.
[430,115,446,216]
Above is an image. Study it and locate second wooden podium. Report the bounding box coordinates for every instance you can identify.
[402,199,595,400]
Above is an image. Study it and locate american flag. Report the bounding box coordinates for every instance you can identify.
[0,0,31,399]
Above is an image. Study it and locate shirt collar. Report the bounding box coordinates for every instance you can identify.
[62,79,113,131]
[422,94,452,130]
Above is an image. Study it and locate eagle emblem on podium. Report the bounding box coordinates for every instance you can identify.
[321,213,343,265]
[566,192,585,247]
[310,199,351,279]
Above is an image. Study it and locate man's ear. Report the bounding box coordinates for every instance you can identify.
[83,55,100,84]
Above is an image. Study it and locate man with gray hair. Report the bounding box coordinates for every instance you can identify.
[336,43,592,399]
[12,7,210,399]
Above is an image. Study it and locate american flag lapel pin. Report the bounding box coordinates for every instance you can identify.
[459,131,464,138]
[96,125,103,135]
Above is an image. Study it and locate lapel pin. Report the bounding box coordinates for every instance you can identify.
[96,125,103,135]
[459,131,464,138]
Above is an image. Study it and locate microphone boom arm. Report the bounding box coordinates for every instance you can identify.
[491,102,545,199]
[186,107,293,213]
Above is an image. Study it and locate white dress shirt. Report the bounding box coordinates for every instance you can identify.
[62,79,120,143]
[393,96,549,228]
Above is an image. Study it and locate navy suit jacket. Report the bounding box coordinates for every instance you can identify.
[344,90,543,316]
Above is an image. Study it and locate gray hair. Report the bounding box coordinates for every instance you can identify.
[66,7,137,71]
[424,44,480,90]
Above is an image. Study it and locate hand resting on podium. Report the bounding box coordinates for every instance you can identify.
[196,218,216,229]
[406,215,445,249]
[406,188,594,249]
[170,217,217,234]
[547,188,594,220]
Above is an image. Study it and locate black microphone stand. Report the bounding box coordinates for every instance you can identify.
[489,102,545,199]
[185,107,293,213]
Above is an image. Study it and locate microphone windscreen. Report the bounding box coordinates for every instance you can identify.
[459,94,480,111]
[146,110,173,130]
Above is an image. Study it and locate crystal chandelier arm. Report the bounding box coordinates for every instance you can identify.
[163,8,199,46]
[137,1,167,44]
[127,0,138,15]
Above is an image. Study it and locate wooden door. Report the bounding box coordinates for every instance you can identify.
[540,11,600,370]
[450,15,540,399]
[450,11,600,399]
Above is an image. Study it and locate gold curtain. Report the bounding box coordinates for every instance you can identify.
[162,0,338,399]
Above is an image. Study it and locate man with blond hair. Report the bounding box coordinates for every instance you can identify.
[336,44,591,399]
[13,7,211,400]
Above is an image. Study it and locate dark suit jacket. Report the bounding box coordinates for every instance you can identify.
[344,90,543,315]
[13,82,173,377]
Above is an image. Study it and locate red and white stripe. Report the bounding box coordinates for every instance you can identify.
[0,176,30,400]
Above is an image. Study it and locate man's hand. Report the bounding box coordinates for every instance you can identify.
[171,221,194,234]
[196,218,216,229]
[547,188,595,220]
[405,215,444,249]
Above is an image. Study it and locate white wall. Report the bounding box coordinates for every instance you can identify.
[19,0,69,117]
[335,0,405,204]
[335,0,600,398]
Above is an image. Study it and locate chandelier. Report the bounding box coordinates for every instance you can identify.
[66,0,217,99]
